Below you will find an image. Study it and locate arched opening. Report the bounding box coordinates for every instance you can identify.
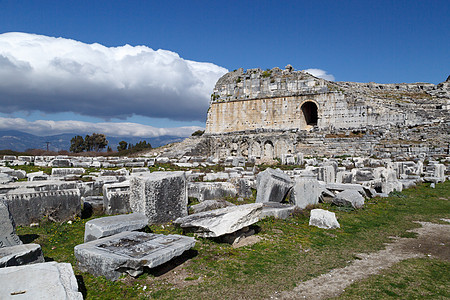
[301,102,318,126]
[264,141,274,159]
[251,142,261,158]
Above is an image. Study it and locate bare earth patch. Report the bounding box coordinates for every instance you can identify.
[275,221,450,300]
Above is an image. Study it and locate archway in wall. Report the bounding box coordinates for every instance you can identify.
[301,101,318,126]
[264,141,274,159]
[251,142,262,158]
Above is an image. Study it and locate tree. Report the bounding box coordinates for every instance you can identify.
[84,134,93,152]
[127,141,152,152]
[70,135,85,153]
[117,141,128,152]
[70,133,108,153]
[133,141,152,151]
[91,133,108,152]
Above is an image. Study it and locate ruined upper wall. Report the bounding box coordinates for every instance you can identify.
[206,66,449,134]
[210,65,328,102]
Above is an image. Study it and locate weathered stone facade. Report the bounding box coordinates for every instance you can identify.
[197,66,450,159]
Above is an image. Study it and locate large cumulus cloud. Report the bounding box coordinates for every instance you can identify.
[0,117,202,137]
[0,32,228,121]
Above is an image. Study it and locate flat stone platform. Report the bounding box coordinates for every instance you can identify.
[75,231,196,281]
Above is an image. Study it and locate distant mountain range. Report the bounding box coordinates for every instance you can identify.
[0,130,186,152]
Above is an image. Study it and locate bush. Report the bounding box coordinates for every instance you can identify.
[192,130,205,136]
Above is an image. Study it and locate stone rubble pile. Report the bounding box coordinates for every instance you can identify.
[0,151,447,288]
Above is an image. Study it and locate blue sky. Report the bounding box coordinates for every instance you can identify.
[0,0,449,137]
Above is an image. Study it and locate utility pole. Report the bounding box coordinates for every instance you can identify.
[45,142,50,151]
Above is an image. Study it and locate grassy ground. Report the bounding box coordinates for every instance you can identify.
[335,258,450,299]
[16,181,450,299]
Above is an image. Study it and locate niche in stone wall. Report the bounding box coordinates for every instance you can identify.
[301,101,318,126]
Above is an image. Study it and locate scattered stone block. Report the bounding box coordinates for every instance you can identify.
[174,203,263,237]
[336,170,353,183]
[187,182,237,202]
[190,199,235,214]
[75,231,195,281]
[84,213,149,242]
[290,171,320,209]
[399,179,416,189]
[231,156,246,167]
[317,165,336,183]
[353,169,375,182]
[125,161,145,168]
[0,173,13,184]
[130,172,187,224]
[281,154,296,165]
[0,261,83,299]
[261,202,296,219]
[51,168,85,177]
[203,172,230,181]
[4,189,81,226]
[0,244,44,267]
[49,159,71,167]
[156,156,170,164]
[103,181,131,215]
[0,200,22,248]
[229,178,253,198]
[309,209,340,229]
[101,168,129,176]
[27,171,49,181]
[255,168,293,203]
[332,190,365,209]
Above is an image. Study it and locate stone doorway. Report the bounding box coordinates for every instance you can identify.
[301,102,318,126]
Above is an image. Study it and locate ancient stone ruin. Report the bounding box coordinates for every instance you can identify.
[166,65,449,160]
[0,67,448,296]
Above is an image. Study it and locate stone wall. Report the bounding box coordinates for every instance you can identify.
[205,66,448,135]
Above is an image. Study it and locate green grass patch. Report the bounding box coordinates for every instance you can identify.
[335,258,450,299]
[16,181,450,299]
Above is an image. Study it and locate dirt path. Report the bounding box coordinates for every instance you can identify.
[275,220,450,300]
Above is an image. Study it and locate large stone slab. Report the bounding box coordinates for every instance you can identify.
[51,168,85,177]
[84,213,149,242]
[0,200,22,248]
[174,203,263,237]
[255,168,293,203]
[3,189,81,226]
[309,209,340,229]
[290,171,320,209]
[0,180,79,194]
[189,199,235,214]
[332,190,365,209]
[0,261,83,299]
[0,243,44,267]
[75,231,196,281]
[0,173,14,184]
[130,172,188,224]
[229,178,254,198]
[187,182,237,202]
[49,158,72,167]
[261,202,296,219]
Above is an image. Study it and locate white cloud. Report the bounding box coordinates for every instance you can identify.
[0,32,228,122]
[0,117,203,137]
[304,68,335,81]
